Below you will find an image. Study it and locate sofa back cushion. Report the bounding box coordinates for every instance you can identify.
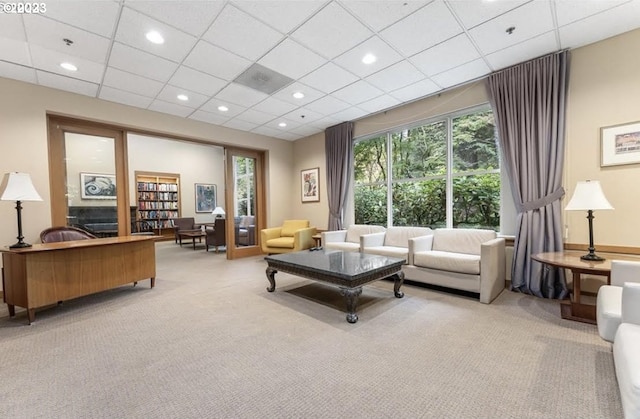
[238,215,255,228]
[345,224,386,243]
[432,228,496,255]
[281,220,310,237]
[384,226,432,248]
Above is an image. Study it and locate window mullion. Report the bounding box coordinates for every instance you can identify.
[446,117,453,229]
[386,131,393,227]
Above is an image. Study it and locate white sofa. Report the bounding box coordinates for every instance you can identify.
[362,226,433,262]
[322,224,386,252]
[597,260,640,343]
[613,282,640,418]
[404,228,506,304]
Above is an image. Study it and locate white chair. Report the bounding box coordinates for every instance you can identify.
[596,260,640,343]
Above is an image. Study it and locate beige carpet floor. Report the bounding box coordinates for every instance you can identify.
[0,242,622,418]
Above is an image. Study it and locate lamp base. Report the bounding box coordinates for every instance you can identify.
[580,252,605,262]
[9,241,32,249]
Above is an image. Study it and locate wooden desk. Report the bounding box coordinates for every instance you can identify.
[1,236,156,324]
[532,251,640,324]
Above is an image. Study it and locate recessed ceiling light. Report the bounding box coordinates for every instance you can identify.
[60,62,77,71]
[177,94,189,101]
[146,30,164,44]
[362,53,377,64]
[278,122,287,128]
[292,92,305,99]
[218,105,229,112]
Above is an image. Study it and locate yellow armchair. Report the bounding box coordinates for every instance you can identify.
[261,219,316,254]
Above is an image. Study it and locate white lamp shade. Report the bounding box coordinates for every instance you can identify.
[565,180,613,211]
[0,172,42,201]
[212,206,225,216]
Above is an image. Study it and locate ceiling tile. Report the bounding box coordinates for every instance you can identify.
[98,85,154,108]
[447,0,530,30]
[148,99,193,118]
[36,70,98,97]
[305,95,352,115]
[231,0,324,34]
[283,107,324,124]
[200,99,246,118]
[168,66,227,97]
[0,61,37,84]
[251,97,299,116]
[114,8,197,63]
[23,15,111,63]
[341,0,430,31]
[125,1,224,37]
[0,11,26,40]
[410,34,481,76]
[202,4,284,61]
[42,0,121,37]
[485,32,558,71]
[430,58,491,88]
[289,125,323,138]
[309,115,342,130]
[332,80,384,105]
[103,67,163,98]
[298,62,359,94]
[468,2,555,55]
[157,85,209,109]
[291,2,372,59]
[555,0,631,27]
[357,94,401,114]
[29,44,105,83]
[380,0,463,57]
[390,79,440,102]
[109,42,179,82]
[266,116,302,131]
[365,61,424,92]
[252,125,288,138]
[258,38,325,79]
[330,106,369,122]
[558,1,640,49]
[214,83,269,108]
[183,40,251,81]
[0,38,31,66]
[223,118,261,131]
[271,81,325,106]
[188,110,231,126]
[235,108,279,125]
[333,36,403,78]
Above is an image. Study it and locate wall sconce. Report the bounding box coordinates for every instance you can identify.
[565,180,613,261]
[0,172,43,248]
[212,206,226,219]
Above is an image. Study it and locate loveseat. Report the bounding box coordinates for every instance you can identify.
[403,228,505,304]
[323,224,386,252]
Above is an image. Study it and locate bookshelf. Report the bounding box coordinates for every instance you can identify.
[135,171,180,238]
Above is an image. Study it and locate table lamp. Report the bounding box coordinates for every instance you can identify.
[212,206,225,219]
[565,180,613,261]
[0,172,43,248]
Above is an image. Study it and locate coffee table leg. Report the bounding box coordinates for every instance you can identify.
[265,267,277,292]
[340,287,363,324]
[393,271,405,298]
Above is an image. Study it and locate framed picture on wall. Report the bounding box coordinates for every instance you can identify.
[195,183,216,213]
[601,121,640,167]
[301,167,320,203]
[80,173,116,199]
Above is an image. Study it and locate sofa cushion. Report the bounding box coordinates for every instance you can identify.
[432,228,496,255]
[413,250,481,275]
[384,226,432,248]
[597,285,623,343]
[266,237,295,249]
[613,323,640,418]
[324,242,360,252]
[364,246,408,262]
[281,220,309,237]
[345,224,385,244]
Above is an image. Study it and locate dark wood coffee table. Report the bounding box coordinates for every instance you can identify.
[265,249,405,323]
[178,230,205,250]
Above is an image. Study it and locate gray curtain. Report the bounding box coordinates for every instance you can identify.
[325,122,354,231]
[485,51,569,299]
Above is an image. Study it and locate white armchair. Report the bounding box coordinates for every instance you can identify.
[596,260,640,343]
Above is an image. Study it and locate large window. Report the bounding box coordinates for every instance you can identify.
[354,106,501,231]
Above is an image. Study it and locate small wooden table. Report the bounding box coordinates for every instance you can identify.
[532,251,640,324]
[178,231,206,250]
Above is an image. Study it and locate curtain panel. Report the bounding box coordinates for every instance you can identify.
[325,122,354,231]
[486,51,570,299]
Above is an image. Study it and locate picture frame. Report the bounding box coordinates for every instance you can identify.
[601,121,640,167]
[195,183,217,213]
[301,167,320,203]
[80,173,116,199]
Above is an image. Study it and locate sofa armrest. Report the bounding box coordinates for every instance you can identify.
[293,227,317,251]
[621,282,640,325]
[407,235,434,265]
[479,237,506,304]
[322,230,347,244]
[361,231,385,249]
[611,260,640,287]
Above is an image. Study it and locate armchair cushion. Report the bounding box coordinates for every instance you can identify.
[281,220,310,237]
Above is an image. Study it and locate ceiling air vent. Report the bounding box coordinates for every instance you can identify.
[233,63,293,95]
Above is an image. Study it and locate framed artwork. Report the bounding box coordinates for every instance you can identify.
[80,173,116,199]
[601,121,640,167]
[195,183,217,213]
[301,167,320,203]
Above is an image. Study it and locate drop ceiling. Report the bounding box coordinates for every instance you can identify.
[1,0,639,141]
